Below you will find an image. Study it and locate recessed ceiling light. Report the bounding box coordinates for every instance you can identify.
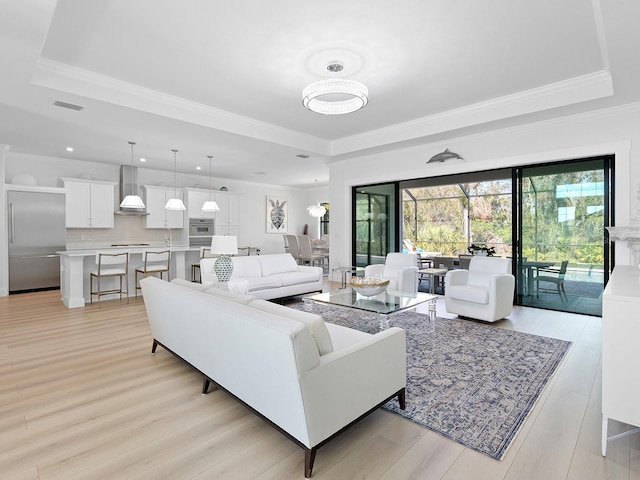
[254,171,267,175]
[139,157,146,162]
[196,166,202,171]
[296,154,310,159]
[66,147,74,152]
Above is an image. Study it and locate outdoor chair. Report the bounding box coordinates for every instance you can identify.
[458,254,473,270]
[534,260,569,301]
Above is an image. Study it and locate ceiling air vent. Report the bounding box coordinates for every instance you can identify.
[53,101,84,111]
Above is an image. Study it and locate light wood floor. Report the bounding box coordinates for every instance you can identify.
[1,285,638,480]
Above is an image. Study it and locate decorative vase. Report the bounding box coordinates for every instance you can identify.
[214,255,234,282]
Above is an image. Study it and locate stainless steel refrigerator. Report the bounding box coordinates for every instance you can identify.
[8,191,66,293]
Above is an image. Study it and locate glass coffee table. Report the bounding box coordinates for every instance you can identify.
[304,288,436,316]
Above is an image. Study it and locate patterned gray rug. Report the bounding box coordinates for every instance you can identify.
[291,302,572,460]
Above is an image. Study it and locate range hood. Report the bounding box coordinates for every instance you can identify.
[115,165,149,216]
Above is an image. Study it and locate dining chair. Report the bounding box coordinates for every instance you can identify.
[534,260,569,301]
[285,235,302,263]
[135,249,171,296]
[296,235,325,267]
[90,251,129,305]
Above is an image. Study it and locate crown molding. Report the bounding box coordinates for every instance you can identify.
[327,101,640,171]
[329,70,614,156]
[32,58,615,161]
[31,57,330,155]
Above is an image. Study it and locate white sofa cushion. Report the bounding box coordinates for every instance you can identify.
[203,286,256,304]
[245,276,283,291]
[447,285,490,304]
[249,299,334,355]
[231,256,262,279]
[260,253,299,276]
[275,271,320,287]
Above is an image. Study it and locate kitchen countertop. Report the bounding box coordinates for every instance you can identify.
[58,245,201,308]
[58,245,199,256]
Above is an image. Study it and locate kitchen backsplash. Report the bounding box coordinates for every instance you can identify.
[65,216,188,249]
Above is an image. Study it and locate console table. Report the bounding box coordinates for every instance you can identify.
[602,265,640,455]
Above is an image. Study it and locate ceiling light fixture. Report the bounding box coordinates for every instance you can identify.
[201,155,220,213]
[165,149,186,211]
[302,62,368,115]
[307,180,327,218]
[120,141,145,209]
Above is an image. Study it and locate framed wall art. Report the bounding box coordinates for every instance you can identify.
[266,196,288,233]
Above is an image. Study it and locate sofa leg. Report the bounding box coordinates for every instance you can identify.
[202,378,211,395]
[151,339,158,354]
[398,388,406,410]
[304,447,317,478]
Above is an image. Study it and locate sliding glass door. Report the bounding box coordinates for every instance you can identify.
[516,157,612,316]
[353,157,613,316]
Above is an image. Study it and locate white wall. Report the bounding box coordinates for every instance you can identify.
[327,103,640,275]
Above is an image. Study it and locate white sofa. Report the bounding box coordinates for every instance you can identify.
[364,252,419,294]
[200,253,323,300]
[444,256,515,322]
[140,276,406,478]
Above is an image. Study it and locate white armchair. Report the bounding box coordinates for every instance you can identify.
[364,253,419,294]
[444,256,515,322]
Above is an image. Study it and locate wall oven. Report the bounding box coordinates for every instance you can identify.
[189,219,214,247]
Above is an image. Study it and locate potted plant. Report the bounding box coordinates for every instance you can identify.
[468,243,496,256]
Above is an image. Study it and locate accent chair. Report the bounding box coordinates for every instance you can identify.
[364,252,419,294]
[444,256,515,322]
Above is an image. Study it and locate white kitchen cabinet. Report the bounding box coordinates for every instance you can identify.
[215,192,241,234]
[601,265,640,456]
[186,188,216,219]
[143,185,184,229]
[62,178,116,228]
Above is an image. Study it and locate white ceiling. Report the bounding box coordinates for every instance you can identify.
[1,0,638,187]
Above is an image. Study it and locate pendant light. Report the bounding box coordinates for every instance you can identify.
[307,179,326,217]
[201,155,220,213]
[164,149,186,210]
[119,141,145,209]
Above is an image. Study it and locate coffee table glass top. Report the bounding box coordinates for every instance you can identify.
[304,289,435,315]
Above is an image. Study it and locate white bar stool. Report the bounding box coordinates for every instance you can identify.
[90,251,130,305]
[135,249,171,296]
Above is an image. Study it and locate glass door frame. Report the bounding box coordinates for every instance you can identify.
[513,155,614,314]
[352,156,614,316]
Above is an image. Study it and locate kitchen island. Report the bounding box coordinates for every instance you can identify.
[57,245,201,308]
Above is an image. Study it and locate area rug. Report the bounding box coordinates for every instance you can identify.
[290,302,572,460]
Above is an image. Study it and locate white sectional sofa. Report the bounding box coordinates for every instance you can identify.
[200,253,323,300]
[140,276,406,478]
